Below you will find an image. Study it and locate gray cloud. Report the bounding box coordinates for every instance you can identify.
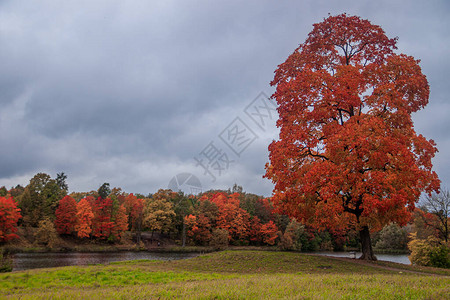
[0,0,449,197]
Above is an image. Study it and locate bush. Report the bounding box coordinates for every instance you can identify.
[408,233,450,268]
[0,249,12,272]
[317,231,333,251]
[34,218,59,249]
[279,219,305,251]
[209,229,228,250]
[429,244,450,268]
[375,223,408,250]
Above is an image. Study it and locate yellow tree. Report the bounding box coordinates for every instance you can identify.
[143,196,176,235]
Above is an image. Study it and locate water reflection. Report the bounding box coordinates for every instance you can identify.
[316,251,410,264]
[12,252,199,271]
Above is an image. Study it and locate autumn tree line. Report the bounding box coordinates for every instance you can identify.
[0,173,333,249]
[0,172,447,259]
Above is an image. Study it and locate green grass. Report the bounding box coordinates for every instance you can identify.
[1,251,449,299]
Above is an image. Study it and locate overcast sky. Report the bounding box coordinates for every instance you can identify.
[0,1,449,197]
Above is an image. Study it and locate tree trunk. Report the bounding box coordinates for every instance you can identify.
[136,221,141,244]
[182,220,186,247]
[359,226,377,261]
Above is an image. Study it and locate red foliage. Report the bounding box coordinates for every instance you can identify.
[265,14,439,237]
[75,198,94,238]
[185,214,212,245]
[124,193,144,230]
[249,216,263,243]
[260,221,279,245]
[0,196,21,242]
[55,196,77,235]
[413,207,441,238]
[91,197,114,239]
[204,192,251,242]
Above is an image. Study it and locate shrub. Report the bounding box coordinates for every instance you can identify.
[408,233,450,268]
[34,218,59,248]
[209,229,229,250]
[0,249,12,273]
[375,223,408,250]
[280,219,305,251]
[429,244,450,268]
[317,231,333,251]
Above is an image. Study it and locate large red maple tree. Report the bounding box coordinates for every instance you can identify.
[265,14,439,260]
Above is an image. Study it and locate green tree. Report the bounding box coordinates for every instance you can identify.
[170,192,195,246]
[97,183,111,200]
[56,172,68,191]
[0,187,7,197]
[17,173,66,226]
[375,223,408,250]
[8,185,24,198]
[231,184,243,194]
[239,194,273,224]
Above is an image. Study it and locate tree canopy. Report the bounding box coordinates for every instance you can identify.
[265,14,439,260]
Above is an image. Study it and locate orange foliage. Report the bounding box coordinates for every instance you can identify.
[185,214,212,245]
[265,14,439,236]
[203,193,251,242]
[124,193,144,230]
[75,198,94,238]
[112,204,128,240]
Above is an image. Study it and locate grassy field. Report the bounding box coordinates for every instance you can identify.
[1,250,449,299]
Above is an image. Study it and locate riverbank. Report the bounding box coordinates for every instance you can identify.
[1,243,218,254]
[1,229,197,254]
[2,241,407,255]
[1,250,449,299]
[2,229,275,254]
[3,228,411,255]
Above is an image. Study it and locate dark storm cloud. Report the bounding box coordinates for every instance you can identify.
[0,0,449,196]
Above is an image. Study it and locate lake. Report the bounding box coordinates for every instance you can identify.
[316,251,410,264]
[10,250,410,271]
[11,251,200,271]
